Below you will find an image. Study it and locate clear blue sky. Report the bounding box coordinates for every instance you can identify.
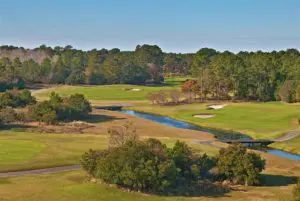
[0,0,299,53]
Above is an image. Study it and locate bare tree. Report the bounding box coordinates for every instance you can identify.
[107,122,139,148]
[169,89,182,104]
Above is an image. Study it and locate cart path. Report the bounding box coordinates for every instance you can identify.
[0,165,80,178]
[274,130,300,142]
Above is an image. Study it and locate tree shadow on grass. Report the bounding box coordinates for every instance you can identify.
[261,174,297,186]
[82,114,125,124]
[141,182,231,198]
[0,124,34,132]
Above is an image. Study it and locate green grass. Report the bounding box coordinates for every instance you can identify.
[164,76,191,87]
[270,136,300,154]
[128,102,300,139]
[0,132,108,172]
[0,132,217,172]
[0,140,45,164]
[34,84,179,101]
[0,170,295,201]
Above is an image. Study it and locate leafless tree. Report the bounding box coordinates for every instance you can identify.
[107,121,139,148]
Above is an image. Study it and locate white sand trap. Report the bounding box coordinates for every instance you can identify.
[207,104,227,110]
[193,114,215,119]
[131,88,141,91]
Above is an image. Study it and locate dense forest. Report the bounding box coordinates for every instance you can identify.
[0,44,190,88]
[0,44,300,102]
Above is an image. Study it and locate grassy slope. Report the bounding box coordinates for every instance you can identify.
[129,102,300,139]
[270,136,300,154]
[0,170,296,201]
[0,132,217,172]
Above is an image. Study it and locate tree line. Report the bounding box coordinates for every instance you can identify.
[191,48,300,102]
[0,44,188,90]
[1,45,300,102]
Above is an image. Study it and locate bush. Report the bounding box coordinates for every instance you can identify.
[217,143,265,186]
[64,93,92,119]
[0,108,17,127]
[0,89,36,108]
[0,80,25,93]
[81,133,216,194]
[28,101,58,124]
[147,90,183,105]
[28,92,91,124]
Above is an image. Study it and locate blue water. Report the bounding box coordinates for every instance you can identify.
[266,149,300,161]
[121,110,300,161]
[122,110,200,130]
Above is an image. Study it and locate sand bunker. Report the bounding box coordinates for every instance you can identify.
[207,104,227,110]
[193,114,215,119]
[124,88,141,91]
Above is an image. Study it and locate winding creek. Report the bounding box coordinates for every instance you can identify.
[121,110,300,161]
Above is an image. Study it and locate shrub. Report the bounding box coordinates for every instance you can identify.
[64,93,92,119]
[28,101,57,124]
[81,149,105,176]
[0,108,17,126]
[0,89,36,108]
[28,92,91,124]
[169,89,182,104]
[81,133,216,194]
[146,91,168,105]
[217,143,265,186]
[147,90,183,105]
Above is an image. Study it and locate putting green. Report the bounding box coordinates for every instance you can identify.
[0,140,46,164]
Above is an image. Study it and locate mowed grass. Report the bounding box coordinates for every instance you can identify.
[0,132,108,172]
[0,170,296,201]
[33,77,187,101]
[129,102,300,139]
[34,84,179,101]
[0,132,217,172]
[0,140,45,164]
[271,136,300,154]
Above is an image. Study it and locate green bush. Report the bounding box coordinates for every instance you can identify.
[28,92,91,124]
[0,89,36,108]
[29,101,58,124]
[0,108,17,127]
[81,138,215,193]
[217,143,265,186]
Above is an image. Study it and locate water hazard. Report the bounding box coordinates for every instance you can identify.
[121,110,300,161]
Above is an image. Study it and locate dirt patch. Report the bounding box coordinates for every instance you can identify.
[25,121,94,134]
